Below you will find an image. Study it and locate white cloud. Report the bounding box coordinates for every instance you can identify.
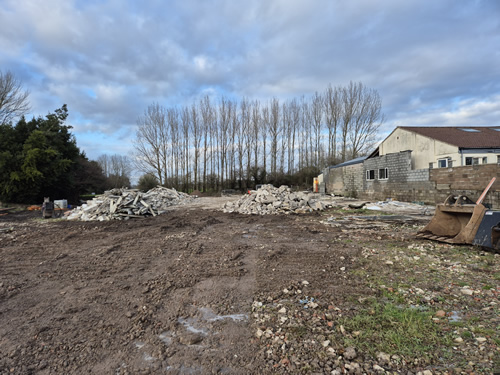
[0,0,498,159]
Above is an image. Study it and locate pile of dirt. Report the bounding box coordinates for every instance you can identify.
[66,187,193,221]
[222,184,330,215]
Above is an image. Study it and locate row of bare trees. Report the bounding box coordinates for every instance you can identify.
[96,154,133,188]
[134,82,383,192]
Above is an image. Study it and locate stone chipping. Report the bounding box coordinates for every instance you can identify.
[222,184,331,215]
[66,187,193,221]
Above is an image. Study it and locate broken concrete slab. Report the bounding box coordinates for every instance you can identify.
[66,187,194,221]
[222,184,331,215]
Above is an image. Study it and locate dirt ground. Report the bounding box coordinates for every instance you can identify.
[0,196,498,374]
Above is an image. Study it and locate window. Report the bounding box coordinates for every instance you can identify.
[482,157,487,164]
[465,157,479,166]
[366,170,375,180]
[378,168,388,180]
[429,162,433,169]
[497,155,500,164]
[438,159,448,168]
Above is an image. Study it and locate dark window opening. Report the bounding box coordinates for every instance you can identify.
[378,168,388,180]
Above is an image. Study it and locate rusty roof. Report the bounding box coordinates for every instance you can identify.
[399,126,500,148]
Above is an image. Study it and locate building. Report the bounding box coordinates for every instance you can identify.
[322,156,366,197]
[323,126,500,207]
[372,126,500,169]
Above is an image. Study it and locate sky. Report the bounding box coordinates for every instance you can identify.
[1,0,499,163]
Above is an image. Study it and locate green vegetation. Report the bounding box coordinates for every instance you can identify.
[138,173,160,191]
[333,301,452,360]
[0,105,106,203]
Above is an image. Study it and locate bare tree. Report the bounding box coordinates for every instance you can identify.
[238,98,250,188]
[228,101,238,187]
[340,81,361,162]
[218,97,231,188]
[324,84,341,164]
[181,106,190,190]
[261,105,269,175]
[299,98,311,169]
[200,96,213,191]
[251,100,261,170]
[110,154,132,178]
[268,98,281,177]
[311,92,323,167]
[288,99,300,174]
[98,153,132,188]
[348,85,384,159]
[191,102,201,191]
[167,108,180,188]
[209,105,218,190]
[0,70,30,124]
[133,103,167,184]
[97,154,110,177]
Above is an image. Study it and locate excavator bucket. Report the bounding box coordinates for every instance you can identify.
[416,178,499,248]
[416,195,487,244]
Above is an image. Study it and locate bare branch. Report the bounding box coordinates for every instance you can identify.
[0,70,31,123]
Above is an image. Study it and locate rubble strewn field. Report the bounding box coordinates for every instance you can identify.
[0,196,498,374]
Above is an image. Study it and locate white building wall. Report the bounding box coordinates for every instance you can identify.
[379,128,499,169]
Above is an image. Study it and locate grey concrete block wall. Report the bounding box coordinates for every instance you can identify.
[408,169,429,182]
[324,151,499,208]
[324,163,364,197]
[360,151,437,203]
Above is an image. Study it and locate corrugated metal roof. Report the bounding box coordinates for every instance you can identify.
[399,126,500,148]
[329,156,367,169]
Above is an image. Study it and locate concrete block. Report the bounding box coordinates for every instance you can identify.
[436,184,450,190]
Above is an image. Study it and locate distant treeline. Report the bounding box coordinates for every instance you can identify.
[134,81,384,192]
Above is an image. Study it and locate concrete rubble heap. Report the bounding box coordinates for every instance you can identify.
[223,184,330,215]
[66,187,193,221]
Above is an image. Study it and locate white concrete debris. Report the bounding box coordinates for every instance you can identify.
[222,184,330,215]
[365,200,432,215]
[66,187,193,221]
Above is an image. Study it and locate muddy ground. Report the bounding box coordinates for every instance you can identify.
[0,197,498,374]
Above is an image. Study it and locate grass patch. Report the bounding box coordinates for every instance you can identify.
[289,325,308,338]
[333,302,452,360]
[461,331,473,339]
[381,288,406,304]
[471,326,497,337]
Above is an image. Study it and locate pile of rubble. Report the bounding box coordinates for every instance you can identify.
[223,184,330,215]
[66,187,193,221]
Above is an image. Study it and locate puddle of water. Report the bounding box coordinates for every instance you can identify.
[178,317,208,335]
[449,311,461,322]
[158,331,173,345]
[200,307,248,322]
[177,307,248,338]
[178,365,203,374]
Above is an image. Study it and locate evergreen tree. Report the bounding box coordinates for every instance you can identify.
[0,105,104,203]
